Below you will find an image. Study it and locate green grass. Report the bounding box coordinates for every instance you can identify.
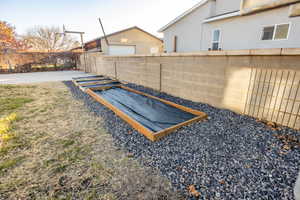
[0,133,28,157]
[0,83,179,199]
[0,85,19,90]
[42,144,91,176]
[50,163,69,174]
[0,157,24,174]
[58,139,75,148]
[57,145,90,163]
[0,97,33,114]
[0,85,37,90]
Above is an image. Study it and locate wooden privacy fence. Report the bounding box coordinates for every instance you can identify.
[244,69,300,129]
[0,51,81,73]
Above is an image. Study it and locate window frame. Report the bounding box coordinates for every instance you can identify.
[211,29,221,50]
[260,22,291,41]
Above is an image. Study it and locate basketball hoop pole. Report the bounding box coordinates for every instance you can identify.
[58,25,87,72]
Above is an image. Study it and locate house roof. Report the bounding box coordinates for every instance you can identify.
[158,0,210,32]
[85,26,162,45]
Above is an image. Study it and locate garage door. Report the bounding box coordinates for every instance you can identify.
[108,45,135,55]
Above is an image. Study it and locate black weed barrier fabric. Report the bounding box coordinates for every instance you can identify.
[72,75,104,80]
[81,82,121,89]
[75,78,111,84]
[64,81,300,200]
[95,87,196,132]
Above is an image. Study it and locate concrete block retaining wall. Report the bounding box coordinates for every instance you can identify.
[80,49,300,129]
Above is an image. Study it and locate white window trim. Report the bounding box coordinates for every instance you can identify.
[211,29,221,50]
[260,22,291,41]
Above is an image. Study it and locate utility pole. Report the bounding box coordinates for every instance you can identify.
[98,18,109,46]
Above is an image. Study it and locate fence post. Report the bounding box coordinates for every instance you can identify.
[114,61,117,79]
[159,63,162,92]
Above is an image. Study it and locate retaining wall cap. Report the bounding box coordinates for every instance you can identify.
[250,48,282,55]
[94,48,300,58]
[281,48,300,55]
[226,50,251,55]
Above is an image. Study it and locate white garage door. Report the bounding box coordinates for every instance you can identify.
[108,45,135,55]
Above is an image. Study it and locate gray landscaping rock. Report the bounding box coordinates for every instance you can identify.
[64,81,300,200]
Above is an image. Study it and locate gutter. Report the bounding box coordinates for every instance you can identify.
[203,11,241,23]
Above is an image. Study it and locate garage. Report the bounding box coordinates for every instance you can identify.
[83,27,162,55]
[108,45,136,56]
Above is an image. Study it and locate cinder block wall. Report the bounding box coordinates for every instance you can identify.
[79,49,300,129]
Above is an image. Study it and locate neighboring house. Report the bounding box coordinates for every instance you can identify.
[70,46,84,53]
[159,0,300,52]
[84,26,163,55]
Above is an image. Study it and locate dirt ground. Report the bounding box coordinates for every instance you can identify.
[0,82,180,200]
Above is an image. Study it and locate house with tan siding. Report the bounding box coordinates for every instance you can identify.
[84,26,163,55]
[159,0,300,52]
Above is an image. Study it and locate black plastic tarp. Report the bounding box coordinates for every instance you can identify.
[76,78,111,84]
[81,82,121,88]
[73,75,104,80]
[95,88,196,132]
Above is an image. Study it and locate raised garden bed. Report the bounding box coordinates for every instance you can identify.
[86,85,207,141]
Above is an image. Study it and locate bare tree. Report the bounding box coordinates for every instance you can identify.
[23,26,80,51]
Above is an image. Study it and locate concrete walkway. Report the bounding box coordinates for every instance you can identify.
[0,71,93,84]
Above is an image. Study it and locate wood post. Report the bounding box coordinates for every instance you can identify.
[159,63,162,92]
[173,36,177,53]
[114,62,117,79]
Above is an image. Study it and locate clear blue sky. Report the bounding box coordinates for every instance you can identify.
[0,0,199,41]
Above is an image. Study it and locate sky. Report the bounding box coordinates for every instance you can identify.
[0,0,199,42]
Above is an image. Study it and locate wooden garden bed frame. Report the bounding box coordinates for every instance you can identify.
[77,80,119,87]
[73,75,104,80]
[86,85,207,141]
[79,82,122,92]
[72,77,116,86]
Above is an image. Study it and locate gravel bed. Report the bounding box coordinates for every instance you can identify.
[64,81,300,200]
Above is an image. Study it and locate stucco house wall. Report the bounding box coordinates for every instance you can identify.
[215,0,241,15]
[161,0,300,52]
[163,2,213,53]
[202,6,300,50]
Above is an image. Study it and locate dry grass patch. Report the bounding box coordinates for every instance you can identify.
[0,82,179,200]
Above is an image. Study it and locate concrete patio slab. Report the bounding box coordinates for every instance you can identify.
[0,71,93,84]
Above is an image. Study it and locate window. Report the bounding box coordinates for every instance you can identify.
[261,26,275,40]
[212,29,220,50]
[275,24,290,39]
[261,23,290,40]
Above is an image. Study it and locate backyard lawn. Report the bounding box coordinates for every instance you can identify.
[0,83,179,199]
[1,80,299,199]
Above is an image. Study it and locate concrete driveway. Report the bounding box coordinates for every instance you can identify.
[0,71,93,84]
